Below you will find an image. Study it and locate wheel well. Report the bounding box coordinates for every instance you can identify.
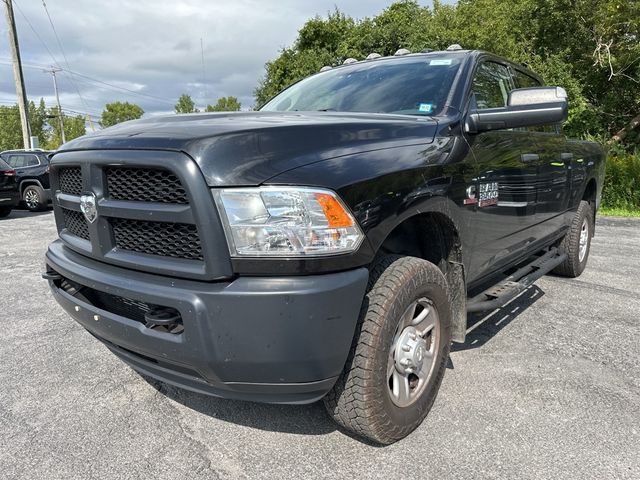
[582,179,597,205]
[19,180,42,194]
[378,213,467,342]
[379,213,462,268]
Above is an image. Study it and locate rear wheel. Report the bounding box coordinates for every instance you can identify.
[0,206,12,218]
[324,255,452,445]
[23,185,46,211]
[553,200,593,278]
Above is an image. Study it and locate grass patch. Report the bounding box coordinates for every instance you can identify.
[599,207,640,217]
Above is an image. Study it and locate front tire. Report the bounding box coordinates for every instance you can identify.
[553,200,593,278]
[324,255,452,445]
[23,185,46,212]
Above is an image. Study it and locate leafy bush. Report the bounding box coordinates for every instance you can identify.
[602,151,640,210]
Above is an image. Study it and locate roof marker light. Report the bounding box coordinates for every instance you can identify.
[343,58,358,65]
[319,66,333,72]
[394,48,411,56]
[446,44,463,51]
[366,53,381,60]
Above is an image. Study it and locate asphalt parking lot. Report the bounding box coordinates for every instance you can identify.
[1,210,638,480]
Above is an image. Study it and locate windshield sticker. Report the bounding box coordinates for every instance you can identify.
[430,59,453,66]
[418,103,433,113]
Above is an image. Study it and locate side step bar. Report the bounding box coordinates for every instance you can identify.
[466,247,566,313]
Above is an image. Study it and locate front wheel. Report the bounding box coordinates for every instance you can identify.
[324,255,452,445]
[23,185,47,212]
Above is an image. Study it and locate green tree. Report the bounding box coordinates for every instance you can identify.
[205,96,241,112]
[29,99,48,148]
[254,0,640,146]
[175,94,199,113]
[0,105,23,151]
[100,102,144,128]
[45,106,86,149]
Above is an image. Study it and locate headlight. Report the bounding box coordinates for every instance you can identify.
[213,187,364,257]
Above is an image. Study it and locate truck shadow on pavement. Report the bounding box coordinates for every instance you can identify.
[451,285,545,353]
[6,208,53,219]
[143,285,545,441]
[144,377,338,436]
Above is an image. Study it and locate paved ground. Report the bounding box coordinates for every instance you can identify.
[0,210,638,480]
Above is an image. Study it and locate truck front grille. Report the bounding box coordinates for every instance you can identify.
[62,208,89,240]
[59,167,83,195]
[111,218,203,261]
[50,151,230,280]
[106,167,188,204]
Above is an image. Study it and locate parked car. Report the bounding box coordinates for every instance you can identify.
[0,158,19,218]
[0,149,53,211]
[43,47,605,444]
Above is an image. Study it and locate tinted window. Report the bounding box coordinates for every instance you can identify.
[261,56,462,116]
[5,154,39,168]
[472,62,513,109]
[513,69,541,88]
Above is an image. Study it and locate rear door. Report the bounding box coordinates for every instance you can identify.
[512,68,571,236]
[465,60,543,279]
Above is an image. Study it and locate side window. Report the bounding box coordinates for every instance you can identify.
[513,70,541,89]
[4,155,21,168]
[472,62,513,109]
[25,155,40,167]
[4,154,40,168]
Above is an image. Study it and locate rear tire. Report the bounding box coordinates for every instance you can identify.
[324,255,452,445]
[553,200,593,278]
[0,206,11,218]
[23,185,46,212]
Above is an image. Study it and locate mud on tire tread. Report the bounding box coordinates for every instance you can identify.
[553,200,593,278]
[324,255,452,445]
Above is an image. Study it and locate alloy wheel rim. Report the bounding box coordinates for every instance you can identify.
[25,190,39,209]
[387,297,440,408]
[578,218,589,262]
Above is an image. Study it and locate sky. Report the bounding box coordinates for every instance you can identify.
[0,0,449,126]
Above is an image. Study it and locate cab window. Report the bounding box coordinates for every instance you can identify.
[471,62,513,109]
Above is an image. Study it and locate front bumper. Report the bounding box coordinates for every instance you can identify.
[45,240,368,404]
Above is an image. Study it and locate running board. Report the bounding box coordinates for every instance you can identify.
[466,247,566,313]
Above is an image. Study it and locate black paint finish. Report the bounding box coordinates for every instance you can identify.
[44,49,606,401]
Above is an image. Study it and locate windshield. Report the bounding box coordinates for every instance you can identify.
[261,55,462,116]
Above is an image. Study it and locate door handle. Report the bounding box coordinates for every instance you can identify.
[560,152,574,161]
[520,153,540,163]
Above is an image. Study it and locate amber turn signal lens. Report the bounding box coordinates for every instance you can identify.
[314,193,354,228]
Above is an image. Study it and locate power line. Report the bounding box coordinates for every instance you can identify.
[10,0,59,69]
[0,58,175,106]
[40,0,94,127]
[11,0,102,124]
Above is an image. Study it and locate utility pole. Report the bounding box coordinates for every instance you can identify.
[3,0,31,149]
[46,67,65,144]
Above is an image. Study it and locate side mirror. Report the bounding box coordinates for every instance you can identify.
[465,86,568,134]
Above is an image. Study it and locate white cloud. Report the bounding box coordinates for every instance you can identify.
[0,0,441,121]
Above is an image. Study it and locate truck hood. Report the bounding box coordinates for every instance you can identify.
[56,111,438,186]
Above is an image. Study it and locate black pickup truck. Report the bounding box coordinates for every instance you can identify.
[44,48,605,444]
